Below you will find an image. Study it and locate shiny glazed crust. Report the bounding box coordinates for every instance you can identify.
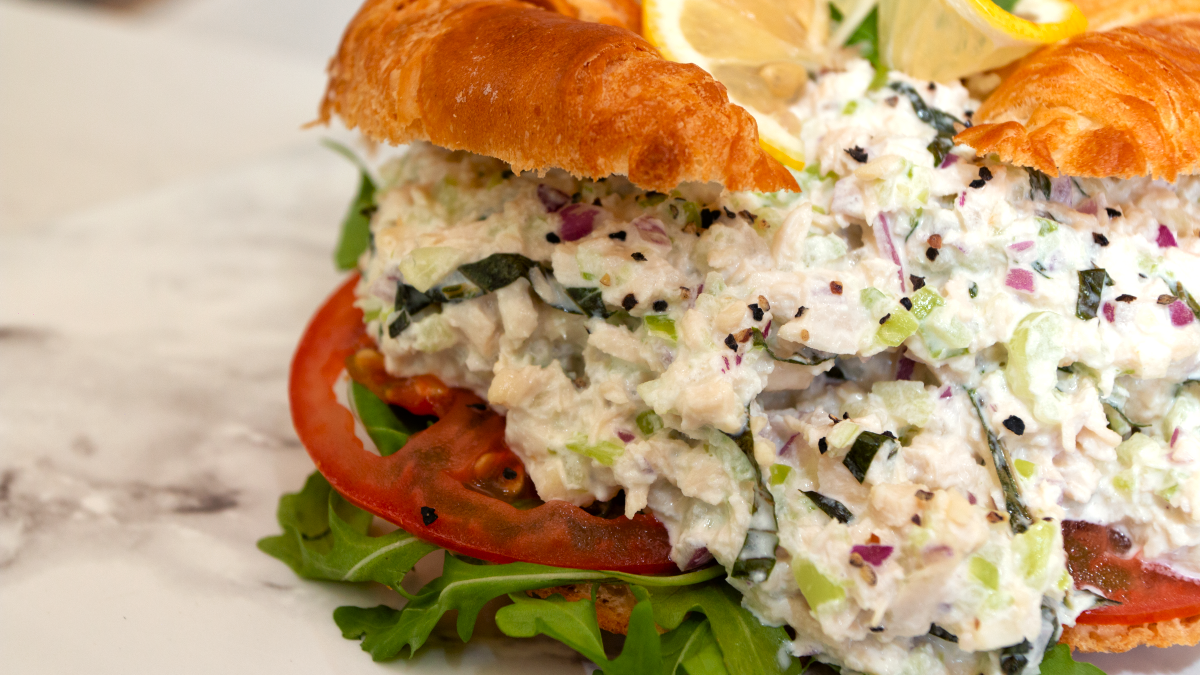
[954,18,1200,181]
[1062,614,1200,652]
[318,0,798,193]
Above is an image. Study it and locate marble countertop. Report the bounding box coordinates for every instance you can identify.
[1,0,1198,672]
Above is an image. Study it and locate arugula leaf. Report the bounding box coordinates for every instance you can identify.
[650,581,801,675]
[257,472,438,587]
[661,616,731,675]
[323,139,378,271]
[335,554,723,660]
[1038,643,1106,675]
[349,381,410,456]
[496,585,663,675]
[845,7,887,90]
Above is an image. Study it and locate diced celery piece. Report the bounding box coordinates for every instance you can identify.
[565,436,624,466]
[1163,390,1200,441]
[804,234,849,267]
[1112,470,1136,494]
[877,308,919,346]
[1115,433,1158,467]
[1013,522,1055,585]
[793,559,845,609]
[872,381,933,426]
[1005,312,1066,423]
[828,421,861,449]
[399,246,466,292]
[909,287,944,321]
[769,464,792,485]
[860,287,889,315]
[969,556,1000,591]
[644,314,677,341]
[411,315,456,353]
[1037,218,1058,236]
[1014,459,1036,479]
[636,410,664,436]
[919,306,972,359]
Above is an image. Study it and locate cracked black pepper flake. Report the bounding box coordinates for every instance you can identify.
[911,514,922,526]
[631,252,647,262]
[830,281,844,295]
[1106,208,1122,218]
[870,626,886,633]
[608,230,627,241]
[724,207,736,219]
[653,300,668,312]
[879,313,891,325]
[1116,294,1136,302]
[545,232,561,244]
[818,437,828,454]
[593,198,602,206]
[1159,294,1177,305]
[467,403,488,411]
[1002,415,1025,436]
[910,275,926,291]
[927,81,937,91]
[928,234,943,249]
[969,178,987,189]
[978,167,993,182]
[502,467,517,480]
[622,294,638,310]
[846,146,869,163]
[700,209,721,229]
[738,209,757,223]
[965,109,974,119]
[724,334,738,351]
[900,297,913,310]
[843,412,850,419]
[926,247,939,261]
[749,303,764,321]
[735,328,753,343]
[1093,232,1110,247]
[795,306,807,318]
[421,506,438,525]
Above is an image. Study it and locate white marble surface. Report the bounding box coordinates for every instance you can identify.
[3,0,1200,672]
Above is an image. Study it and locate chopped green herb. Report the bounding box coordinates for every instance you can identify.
[1076,268,1113,320]
[458,253,538,292]
[636,410,664,436]
[566,286,609,318]
[967,388,1034,533]
[842,430,894,483]
[1027,167,1052,200]
[890,83,963,166]
[803,491,854,523]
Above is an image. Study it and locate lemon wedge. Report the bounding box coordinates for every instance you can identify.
[644,0,824,171]
[878,0,1087,83]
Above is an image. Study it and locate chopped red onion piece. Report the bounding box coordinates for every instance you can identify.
[1050,176,1073,204]
[1103,302,1115,323]
[1008,241,1034,252]
[1078,199,1098,215]
[617,430,635,443]
[939,154,959,169]
[537,184,569,212]
[940,387,953,399]
[779,433,799,456]
[632,216,671,247]
[558,204,601,241]
[1172,427,1182,447]
[851,544,893,566]
[968,492,977,505]
[686,547,714,570]
[1006,268,1035,292]
[1171,301,1194,327]
[873,213,905,291]
[959,191,967,207]
[1158,224,1179,248]
[896,357,915,381]
[764,320,772,337]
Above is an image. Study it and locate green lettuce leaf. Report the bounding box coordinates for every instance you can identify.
[257,472,437,587]
[334,553,723,661]
[1039,644,1106,675]
[495,585,662,675]
[651,581,801,675]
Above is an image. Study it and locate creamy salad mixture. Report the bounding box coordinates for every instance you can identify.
[352,57,1200,675]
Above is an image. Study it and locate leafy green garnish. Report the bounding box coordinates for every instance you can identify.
[845,7,887,90]
[1075,269,1113,321]
[1038,643,1106,675]
[803,490,854,523]
[842,430,893,483]
[496,586,662,675]
[568,285,611,318]
[257,472,438,587]
[324,139,378,271]
[350,381,410,456]
[889,83,963,167]
[662,615,731,675]
[459,253,539,293]
[967,388,1034,533]
[1027,167,1053,200]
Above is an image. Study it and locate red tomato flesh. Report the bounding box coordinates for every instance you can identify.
[289,275,677,574]
[1064,520,1200,625]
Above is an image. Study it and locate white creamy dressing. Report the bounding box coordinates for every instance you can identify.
[354,57,1200,675]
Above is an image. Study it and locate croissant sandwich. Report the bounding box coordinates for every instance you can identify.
[259,0,1200,673]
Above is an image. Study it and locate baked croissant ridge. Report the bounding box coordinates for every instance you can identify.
[1070,0,1200,32]
[318,0,798,193]
[954,17,1200,181]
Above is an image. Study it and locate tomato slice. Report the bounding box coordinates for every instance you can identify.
[289,275,677,574]
[1064,520,1200,625]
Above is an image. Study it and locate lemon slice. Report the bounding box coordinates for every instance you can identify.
[878,0,1087,83]
[644,0,825,171]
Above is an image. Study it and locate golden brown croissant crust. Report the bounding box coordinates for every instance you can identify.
[319,0,797,193]
[1070,0,1200,32]
[954,18,1200,181]
[1061,614,1200,653]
